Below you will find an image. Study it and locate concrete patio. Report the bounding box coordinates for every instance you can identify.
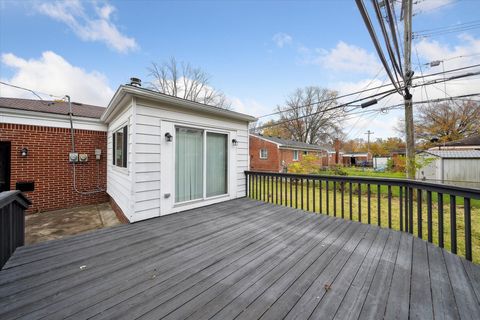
[25,202,121,244]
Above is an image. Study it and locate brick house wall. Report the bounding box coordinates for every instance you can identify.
[0,123,108,213]
[249,135,280,172]
[280,149,326,170]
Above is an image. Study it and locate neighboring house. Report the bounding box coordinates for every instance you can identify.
[416,149,480,188]
[249,134,328,172]
[0,97,108,213]
[102,85,256,222]
[431,134,480,150]
[341,152,372,166]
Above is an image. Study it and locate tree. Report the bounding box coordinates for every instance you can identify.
[275,86,345,145]
[396,100,480,147]
[261,120,291,139]
[148,57,231,109]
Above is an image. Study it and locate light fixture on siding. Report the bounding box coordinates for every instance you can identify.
[20,147,28,157]
[165,132,173,142]
[231,139,238,146]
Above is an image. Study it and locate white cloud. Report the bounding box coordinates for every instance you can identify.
[272,33,293,48]
[35,0,137,53]
[228,95,269,118]
[413,0,454,13]
[299,41,382,76]
[413,34,480,101]
[0,51,114,106]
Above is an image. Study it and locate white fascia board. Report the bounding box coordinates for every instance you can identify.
[0,107,107,131]
[102,85,257,124]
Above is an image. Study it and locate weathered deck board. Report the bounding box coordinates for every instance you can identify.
[0,198,479,320]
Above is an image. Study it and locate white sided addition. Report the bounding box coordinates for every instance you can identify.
[101,85,256,222]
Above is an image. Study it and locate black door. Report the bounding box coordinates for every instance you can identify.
[0,142,11,192]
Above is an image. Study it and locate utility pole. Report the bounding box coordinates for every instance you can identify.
[364,130,374,155]
[403,0,415,179]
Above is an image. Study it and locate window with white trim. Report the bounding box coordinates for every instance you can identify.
[293,150,299,161]
[112,125,127,168]
[260,148,268,159]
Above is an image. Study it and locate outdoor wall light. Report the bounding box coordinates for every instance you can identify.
[20,147,28,157]
[232,139,238,146]
[165,132,173,142]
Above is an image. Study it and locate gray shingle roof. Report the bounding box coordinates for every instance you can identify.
[0,97,105,119]
[251,134,328,151]
[423,149,480,158]
[444,134,480,147]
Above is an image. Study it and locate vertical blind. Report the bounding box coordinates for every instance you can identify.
[206,132,228,197]
[175,128,204,202]
[175,128,228,203]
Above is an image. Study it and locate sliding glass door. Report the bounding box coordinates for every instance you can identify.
[175,127,228,203]
[206,132,228,197]
[175,128,204,202]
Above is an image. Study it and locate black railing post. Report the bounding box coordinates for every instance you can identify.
[377,185,381,227]
[0,191,31,269]
[464,198,472,261]
[333,181,337,217]
[399,186,403,232]
[349,182,353,220]
[427,191,433,243]
[367,184,371,224]
[417,189,423,238]
[358,183,362,222]
[438,193,444,248]
[450,195,457,254]
[388,185,392,229]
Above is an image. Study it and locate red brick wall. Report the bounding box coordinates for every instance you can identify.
[0,123,108,214]
[249,136,280,172]
[280,149,325,170]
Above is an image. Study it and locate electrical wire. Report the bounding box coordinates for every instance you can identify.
[257,63,480,119]
[373,0,404,80]
[356,0,404,95]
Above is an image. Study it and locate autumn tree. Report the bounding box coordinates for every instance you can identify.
[396,100,480,147]
[148,57,231,109]
[260,120,291,139]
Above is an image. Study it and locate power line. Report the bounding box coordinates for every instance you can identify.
[258,63,480,119]
[356,0,404,95]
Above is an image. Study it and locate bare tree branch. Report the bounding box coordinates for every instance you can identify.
[147,58,232,109]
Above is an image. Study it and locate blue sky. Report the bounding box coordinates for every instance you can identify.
[1,0,479,139]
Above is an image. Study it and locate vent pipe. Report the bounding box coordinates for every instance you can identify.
[129,77,142,87]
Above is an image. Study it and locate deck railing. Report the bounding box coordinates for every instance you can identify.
[245,171,480,263]
[0,190,31,269]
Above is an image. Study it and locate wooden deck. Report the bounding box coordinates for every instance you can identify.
[0,198,479,320]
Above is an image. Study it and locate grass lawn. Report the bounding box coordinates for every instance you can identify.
[249,178,480,264]
[320,167,406,178]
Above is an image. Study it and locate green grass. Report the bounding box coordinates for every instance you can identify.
[249,178,480,264]
[321,167,406,179]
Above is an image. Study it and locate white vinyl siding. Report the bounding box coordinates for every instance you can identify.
[107,103,133,220]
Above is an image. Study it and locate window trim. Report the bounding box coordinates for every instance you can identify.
[112,125,128,168]
[293,150,299,161]
[259,148,268,159]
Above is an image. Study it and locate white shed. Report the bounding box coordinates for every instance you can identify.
[101,85,256,222]
[416,150,480,188]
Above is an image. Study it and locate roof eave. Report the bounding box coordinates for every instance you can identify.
[102,85,257,123]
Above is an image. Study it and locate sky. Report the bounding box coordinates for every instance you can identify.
[1,0,479,140]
